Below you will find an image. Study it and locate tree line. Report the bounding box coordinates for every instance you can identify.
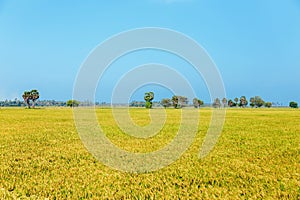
[129,92,298,109]
[0,99,67,107]
[212,96,273,108]
[0,90,298,109]
[137,92,298,109]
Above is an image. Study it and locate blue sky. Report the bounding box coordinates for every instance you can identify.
[0,0,300,105]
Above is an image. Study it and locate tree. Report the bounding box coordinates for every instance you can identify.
[66,100,80,107]
[249,97,255,108]
[193,98,204,108]
[193,98,199,108]
[253,96,264,108]
[172,95,179,109]
[228,99,236,107]
[171,95,188,108]
[22,91,31,108]
[289,101,298,108]
[265,102,272,108]
[198,99,204,108]
[239,96,248,108]
[22,89,40,108]
[212,98,221,108]
[222,98,227,107]
[31,89,39,108]
[144,92,154,109]
[234,97,239,107]
[178,96,188,108]
[161,98,171,108]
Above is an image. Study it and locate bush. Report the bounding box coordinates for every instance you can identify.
[265,102,272,108]
[66,100,80,107]
[289,101,298,108]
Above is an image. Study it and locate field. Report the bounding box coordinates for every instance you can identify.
[0,107,299,199]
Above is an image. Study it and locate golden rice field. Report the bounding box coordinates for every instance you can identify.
[0,107,299,199]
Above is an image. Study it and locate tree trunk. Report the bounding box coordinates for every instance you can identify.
[26,98,30,108]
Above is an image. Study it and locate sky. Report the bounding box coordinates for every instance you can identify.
[0,0,300,105]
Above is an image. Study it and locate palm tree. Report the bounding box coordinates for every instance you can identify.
[31,90,39,108]
[239,96,248,108]
[22,89,40,108]
[222,98,227,107]
[193,98,199,108]
[144,92,154,108]
[234,97,239,107]
[212,98,221,108]
[228,99,234,107]
[172,95,179,108]
[22,91,31,108]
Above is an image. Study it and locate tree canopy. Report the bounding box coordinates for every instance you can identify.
[239,96,248,107]
[289,101,298,108]
[212,98,221,108]
[66,100,80,107]
[22,89,40,108]
[265,102,272,108]
[161,98,171,108]
[144,92,154,109]
[193,98,204,108]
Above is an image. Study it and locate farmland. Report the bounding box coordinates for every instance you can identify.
[0,108,299,199]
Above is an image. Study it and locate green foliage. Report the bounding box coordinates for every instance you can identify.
[22,89,40,108]
[265,102,272,108]
[66,100,80,107]
[253,96,265,107]
[228,99,236,107]
[239,96,248,107]
[234,97,239,105]
[289,101,298,108]
[145,101,152,109]
[144,92,154,109]
[248,96,265,108]
[222,98,227,107]
[178,96,188,107]
[130,101,145,107]
[212,98,221,108]
[171,96,188,108]
[161,98,171,108]
[198,99,204,107]
[172,96,179,108]
[193,98,204,108]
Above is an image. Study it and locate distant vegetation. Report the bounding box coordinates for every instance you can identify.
[0,91,297,109]
[66,100,80,107]
[192,98,204,108]
[22,89,39,108]
[171,95,189,108]
[144,92,154,109]
[289,101,298,108]
[0,99,67,107]
[161,98,171,108]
